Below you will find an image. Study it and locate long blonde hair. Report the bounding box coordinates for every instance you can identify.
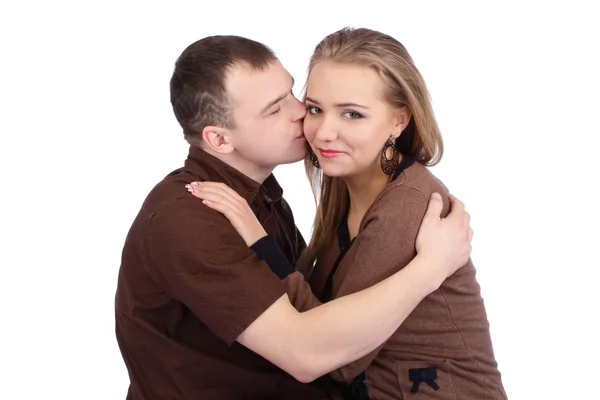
[297,27,444,275]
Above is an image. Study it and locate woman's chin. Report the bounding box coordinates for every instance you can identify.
[321,165,350,178]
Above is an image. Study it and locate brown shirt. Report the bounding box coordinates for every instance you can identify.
[305,161,507,399]
[115,146,337,399]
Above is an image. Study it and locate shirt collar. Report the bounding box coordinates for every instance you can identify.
[185,146,283,204]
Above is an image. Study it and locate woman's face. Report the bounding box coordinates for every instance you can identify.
[303,61,410,179]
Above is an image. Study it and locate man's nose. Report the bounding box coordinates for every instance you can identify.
[291,98,307,121]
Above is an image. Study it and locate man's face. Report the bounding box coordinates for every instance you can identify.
[225,60,308,169]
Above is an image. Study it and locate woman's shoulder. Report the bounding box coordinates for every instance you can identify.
[374,161,451,217]
[399,161,449,197]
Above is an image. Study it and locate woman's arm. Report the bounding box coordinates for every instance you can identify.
[187,181,327,311]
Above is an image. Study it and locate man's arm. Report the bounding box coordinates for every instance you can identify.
[243,191,471,383]
[158,192,470,383]
[236,253,445,383]
[240,193,470,383]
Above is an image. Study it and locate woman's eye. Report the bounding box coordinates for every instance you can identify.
[343,111,363,119]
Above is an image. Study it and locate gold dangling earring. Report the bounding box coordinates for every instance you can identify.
[380,137,399,175]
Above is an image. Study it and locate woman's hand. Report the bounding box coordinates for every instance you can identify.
[185,181,267,247]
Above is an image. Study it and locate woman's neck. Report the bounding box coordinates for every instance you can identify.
[343,156,401,237]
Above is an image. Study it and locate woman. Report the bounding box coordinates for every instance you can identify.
[187,28,506,399]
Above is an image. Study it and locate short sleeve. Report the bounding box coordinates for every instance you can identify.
[142,196,287,345]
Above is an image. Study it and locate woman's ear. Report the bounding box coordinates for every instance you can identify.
[392,106,413,138]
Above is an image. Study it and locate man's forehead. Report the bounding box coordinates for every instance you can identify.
[226,61,294,107]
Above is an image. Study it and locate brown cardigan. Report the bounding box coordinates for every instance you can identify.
[281,161,507,399]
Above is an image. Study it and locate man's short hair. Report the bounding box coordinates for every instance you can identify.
[170,35,277,147]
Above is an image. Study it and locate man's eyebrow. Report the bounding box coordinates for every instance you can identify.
[305,97,369,109]
[260,76,296,114]
[260,93,288,114]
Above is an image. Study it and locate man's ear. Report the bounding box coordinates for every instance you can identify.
[392,106,413,139]
[202,126,235,154]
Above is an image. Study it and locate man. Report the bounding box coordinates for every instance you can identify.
[115,35,473,399]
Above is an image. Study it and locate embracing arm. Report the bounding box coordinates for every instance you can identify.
[186,182,471,382]
[146,193,462,383]
[237,253,446,383]
[187,180,324,311]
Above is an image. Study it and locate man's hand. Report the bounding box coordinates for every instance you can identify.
[415,193,473,280]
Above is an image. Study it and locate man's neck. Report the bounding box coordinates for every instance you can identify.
[201,148,274,184]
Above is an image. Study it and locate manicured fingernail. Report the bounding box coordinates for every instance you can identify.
[432,193,441,199]
[187,187,193,192]
[202,200,212,205]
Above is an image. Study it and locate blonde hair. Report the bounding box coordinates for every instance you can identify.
[298,27,444,275]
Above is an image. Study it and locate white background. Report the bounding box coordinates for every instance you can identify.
[1,1,599,399]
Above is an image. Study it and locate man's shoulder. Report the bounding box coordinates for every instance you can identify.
[148,176,217,223]
[130,167,214,229]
